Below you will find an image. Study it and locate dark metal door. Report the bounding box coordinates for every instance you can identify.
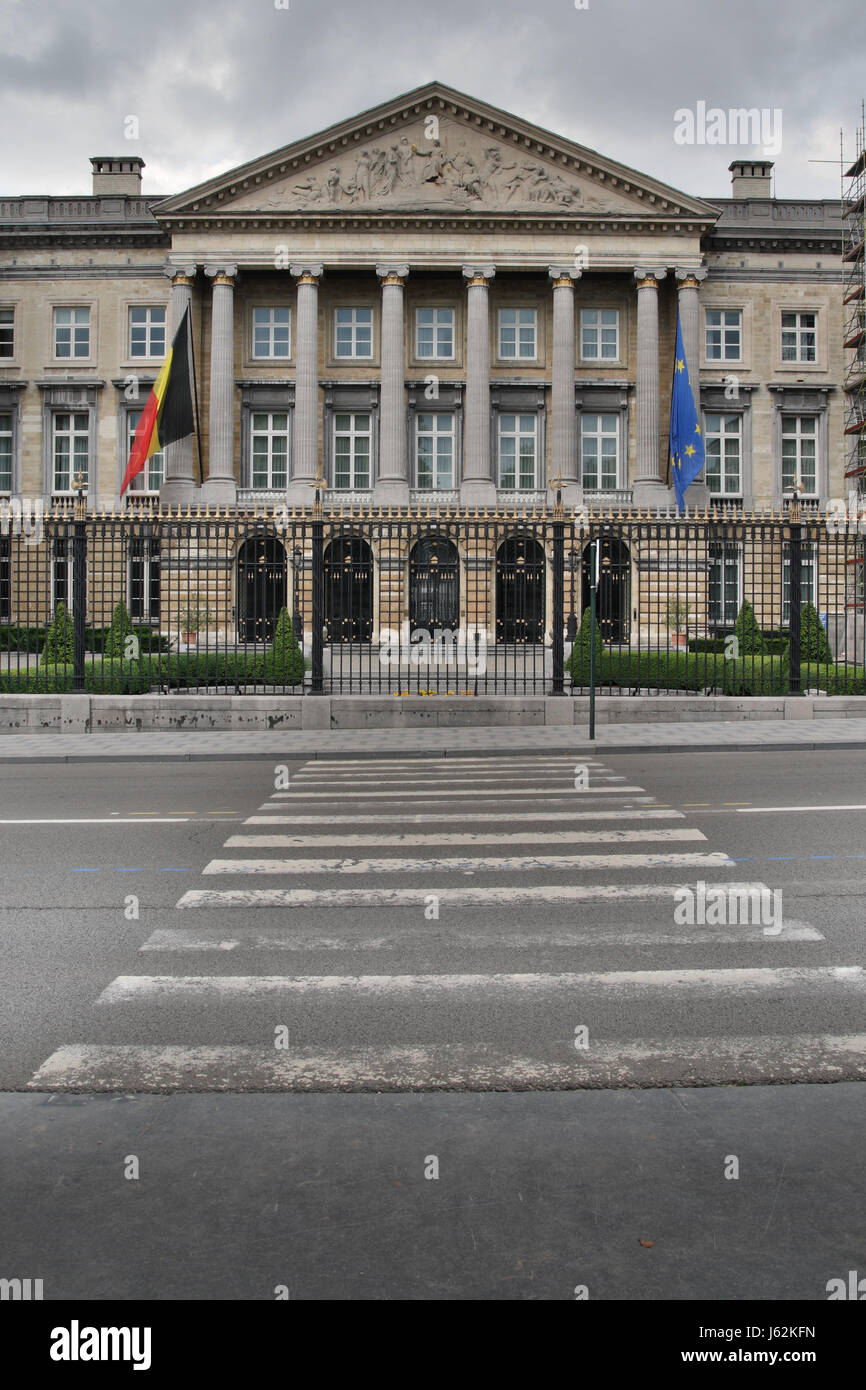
[496,535,545,643]
[582,535,630,642]
[324,536,373,642]
[409,536,459,630]
[237,537,287,642]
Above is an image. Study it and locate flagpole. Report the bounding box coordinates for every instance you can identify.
[187,303,204,487]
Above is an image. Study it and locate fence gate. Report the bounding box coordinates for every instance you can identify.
[237,536,286,642]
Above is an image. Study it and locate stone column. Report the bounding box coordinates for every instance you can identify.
[288,263,323,504]
[203,263,238,505]
[160,264,198,506]
[549,266,582,508]
[676,266,710,508]
[460,264,497,507]
[632,266,671,510]
[375,264,410,506]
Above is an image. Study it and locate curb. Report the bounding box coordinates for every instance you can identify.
[2,738,866,763]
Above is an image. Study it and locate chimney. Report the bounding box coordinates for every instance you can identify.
[90,156,145,195]
[729,159,773,199]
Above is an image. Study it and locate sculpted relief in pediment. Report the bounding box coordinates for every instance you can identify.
[228,121,617,214]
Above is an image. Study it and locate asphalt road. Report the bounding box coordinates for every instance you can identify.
[1,748,865,1300]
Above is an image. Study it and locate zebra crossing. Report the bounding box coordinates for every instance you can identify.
[28,752,866,1093]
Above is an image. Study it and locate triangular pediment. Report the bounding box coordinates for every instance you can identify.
[155,83,717,225]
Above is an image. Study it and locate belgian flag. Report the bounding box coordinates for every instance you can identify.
[121,305,196,495]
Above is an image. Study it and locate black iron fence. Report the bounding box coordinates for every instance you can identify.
[1,503,864,696]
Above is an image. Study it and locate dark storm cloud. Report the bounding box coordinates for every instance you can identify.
[0,0,859,198]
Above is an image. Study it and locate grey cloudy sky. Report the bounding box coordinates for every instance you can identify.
[0,0,861,200]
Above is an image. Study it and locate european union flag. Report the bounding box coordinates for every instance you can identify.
[669,312,704,515]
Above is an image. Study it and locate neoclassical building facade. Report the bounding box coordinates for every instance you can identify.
[0,82,853,649]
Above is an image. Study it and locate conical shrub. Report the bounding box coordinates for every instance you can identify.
[800,601,832,663]
[41,601,74,665]
[733,599,765,656]
[568,606,602,685]
[260,607,305,686]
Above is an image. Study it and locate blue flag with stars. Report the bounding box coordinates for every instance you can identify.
[669,312,704,514]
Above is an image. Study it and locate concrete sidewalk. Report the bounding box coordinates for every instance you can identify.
[1,716,866,760]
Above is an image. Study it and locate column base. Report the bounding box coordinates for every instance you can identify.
[373,478,410,507]
[562,482,584,510]
[632,480,674,512]
[159,479,200,508]
[201,477,237,507]
[286,479,316,506]
[682,479,711,512]
[460,478,498,508]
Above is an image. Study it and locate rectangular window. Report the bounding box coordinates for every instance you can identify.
[250,412,289,489]
[0,307,14,358]
[53,412,89,492]
[498,308,537,360]
[129,537,161,624]
[781,416,817,495]
[782,544,818,624]
[54,307,90,359]
[126,410,164,492]
[781,311,817,364]
[704,413,742,495]
[708,543,741,625]
[415,308,454,360]
[415,413,454,489]
[581,309,619,361]
[498,413,537,490]
[581,413,619,490]
[335,308,373,359]
[0,536,10,623]
[0,412,12,492]
[252,307,291,359]
[705,309,742,361]
[333,413,371,489]
[129,306,166,359]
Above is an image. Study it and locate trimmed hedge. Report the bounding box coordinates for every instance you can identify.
[567,645,866,696]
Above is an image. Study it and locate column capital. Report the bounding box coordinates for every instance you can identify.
[548,266,581,287]
[290,263,323,284]
[634,267,667,289]
[675,266,709,288]
[164,263,197,283]
[204,264,237,284]
[376,264,410,285]
[462,264,496,286]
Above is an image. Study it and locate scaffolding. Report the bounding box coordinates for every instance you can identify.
[843,105,866,489]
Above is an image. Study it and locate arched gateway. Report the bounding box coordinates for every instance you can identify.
[496,535,545,643]
[237,536,287,642]
[324,536,373,642]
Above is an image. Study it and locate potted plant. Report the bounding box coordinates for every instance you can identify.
[179,600,211,645]
[667,596,691,650]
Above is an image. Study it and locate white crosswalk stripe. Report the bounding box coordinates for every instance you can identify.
[27,752,833,1093]
[223,828,706,849]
